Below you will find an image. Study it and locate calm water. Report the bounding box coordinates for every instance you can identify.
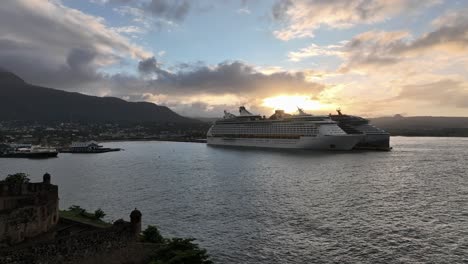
[1,137,467,263]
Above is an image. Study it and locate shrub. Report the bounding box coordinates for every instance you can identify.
[3,173,30,184]
[94,208,106,220]
[142,225,164,244]
[69,205,86,215]
[150,238,213,264]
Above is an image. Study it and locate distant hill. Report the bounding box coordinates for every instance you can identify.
[0,70,198,124]
[371,116,468,137]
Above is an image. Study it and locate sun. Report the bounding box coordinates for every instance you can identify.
[262,95,333,113]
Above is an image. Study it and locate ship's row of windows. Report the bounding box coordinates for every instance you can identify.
[212,125,319,136]
[212,127,317,131]
[212,128,318,131]
[212,131,318,136]
[321,125,345,135]
[218,123,318,128]
[214,134,302,139]
[213,123,319,128]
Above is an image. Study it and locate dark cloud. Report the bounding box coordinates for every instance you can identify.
[106,0,191,23]
[105,0,134,4]
[145,0,190,22]
[138,57,160,75]
[134,59,324,96]
[138,56,173,79]
[339,9,468,71]
[0,38,101,91]
[0,0,149,92]
[401,24,468,54]
[272,0,293,20]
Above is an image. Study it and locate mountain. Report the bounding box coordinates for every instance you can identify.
[0,70,197,124]
[370,116,468,137]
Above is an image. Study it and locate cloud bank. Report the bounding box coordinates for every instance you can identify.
[272,0,440,40]
[286,8,468,115]
[0,0,151,91]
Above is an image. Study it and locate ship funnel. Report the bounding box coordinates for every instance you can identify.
[239,106,253,116]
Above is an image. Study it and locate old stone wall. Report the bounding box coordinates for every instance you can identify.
[0,181,59,246]
[0,175,150,264]
[0,221,151,264]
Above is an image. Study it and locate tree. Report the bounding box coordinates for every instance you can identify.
[69,205,86,215]
[3,173,30,184]
[94,208,106,220]
[150,238,213,264]
[142,225,164,244]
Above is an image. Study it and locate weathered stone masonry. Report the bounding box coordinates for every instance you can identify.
[0,219,142,264]
[0,173,59,246]
[0,174,154,264]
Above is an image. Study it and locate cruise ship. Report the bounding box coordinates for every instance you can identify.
[206,107,364,150]
[330,109,391,150]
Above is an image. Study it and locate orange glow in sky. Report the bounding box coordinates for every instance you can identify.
[262,95,335,113]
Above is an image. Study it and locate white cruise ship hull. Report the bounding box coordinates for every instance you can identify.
[207,135,363,150]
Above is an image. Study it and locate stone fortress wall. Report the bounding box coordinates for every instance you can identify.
[0,173,59,246]
[0,217,149,264]
[0,174,154,264]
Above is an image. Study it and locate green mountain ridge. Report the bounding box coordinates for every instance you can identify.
[0,70,198,124]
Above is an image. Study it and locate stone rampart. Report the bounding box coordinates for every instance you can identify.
[0,211,149,264]
[0,174,59,246]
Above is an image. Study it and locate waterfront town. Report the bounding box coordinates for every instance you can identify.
[0,121,210,147]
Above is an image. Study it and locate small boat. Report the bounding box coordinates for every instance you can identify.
[0,144,58,158]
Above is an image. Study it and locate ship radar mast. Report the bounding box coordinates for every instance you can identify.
[337,108,343,116]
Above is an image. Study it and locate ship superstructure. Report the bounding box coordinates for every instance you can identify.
[329,109,390,150]
[207,107,363,150]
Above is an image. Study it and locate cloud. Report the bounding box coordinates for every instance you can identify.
[111,25,146,34]
[137,56,174,82]
[0,0,151,91]
[145,0,191,22]
[392,79,468,108]
[289,7,468,71]
[338,8,468,71]
[237,8,251,15]
[272,0,440,40]
[134,58,325,97]
[283,8,468,115]
[92,58,328,116]
[288,43,343,62]
[102,0,191,28]
[400,9,468,55]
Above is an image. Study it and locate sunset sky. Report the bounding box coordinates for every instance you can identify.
[1,0,468,117]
